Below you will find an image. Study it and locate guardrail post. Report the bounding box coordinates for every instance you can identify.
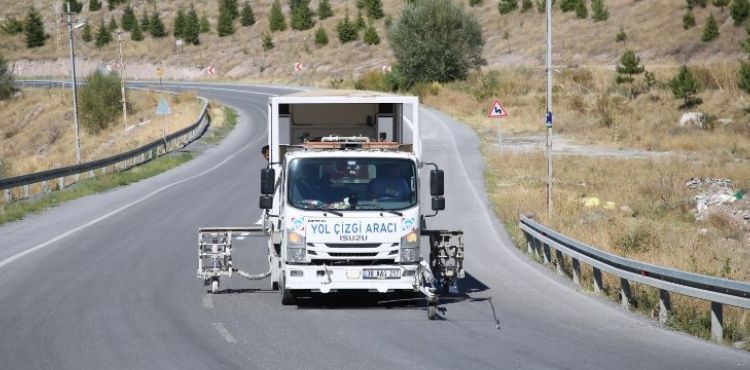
[555,249,564,275]
[58,177,64,190]
[592,267,603,293]
[74,174,80,182]
[711,301,723,344]
[542,243,551,266]
[101,166,107,175]
[89,170,94,178]
[41,180,48,194]
[571,258,581,285]
[658,289,671,324]
[23,185,29,199]
[620,278,632,309]
[3,188,10,203]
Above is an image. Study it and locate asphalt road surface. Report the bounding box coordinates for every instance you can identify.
[0,82,748,369]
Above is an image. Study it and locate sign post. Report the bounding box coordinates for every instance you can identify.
[487,100,508,150]
[155,66,169,149]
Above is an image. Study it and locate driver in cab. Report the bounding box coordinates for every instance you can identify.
[368,164,410,201]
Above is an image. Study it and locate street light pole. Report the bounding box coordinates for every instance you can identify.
[545,0,554,219]
[118,31,128,129]
[65,2,81,164]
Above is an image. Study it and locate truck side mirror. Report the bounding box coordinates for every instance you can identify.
[259,195,274,210]
[261,168,275,195]
[432,196,445,211]
[430,169,444,196]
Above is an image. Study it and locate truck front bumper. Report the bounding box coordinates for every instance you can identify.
[284,264,419,293]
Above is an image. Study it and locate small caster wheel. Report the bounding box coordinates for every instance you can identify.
[427,305,438,320]
[211,278,220,294]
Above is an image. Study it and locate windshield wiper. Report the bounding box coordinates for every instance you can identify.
[380,210,403,217]
[324,210,344,217]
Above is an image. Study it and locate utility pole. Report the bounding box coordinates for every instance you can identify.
[118,31,128,129]
[65,2,82,164]
[545,0,553,219]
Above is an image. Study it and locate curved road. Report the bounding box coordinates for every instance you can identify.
[0,82,747,369]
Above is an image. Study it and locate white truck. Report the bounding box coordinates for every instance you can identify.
[197,90,464,319]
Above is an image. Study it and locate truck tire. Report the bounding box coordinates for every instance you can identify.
[427,305,438,320]
[279,275,296,305]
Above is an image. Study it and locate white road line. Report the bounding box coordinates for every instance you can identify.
[212,322,237,343]
[202,294,214,309]
[0,97,270,270]
[236,237,246,240]
[254,217,263,225]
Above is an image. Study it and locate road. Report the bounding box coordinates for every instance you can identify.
[0,82,747,369]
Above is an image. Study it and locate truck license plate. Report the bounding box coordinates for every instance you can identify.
[362,268,401,280]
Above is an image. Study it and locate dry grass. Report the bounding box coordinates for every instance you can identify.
[0,88,201,177]
[2,0,748,82]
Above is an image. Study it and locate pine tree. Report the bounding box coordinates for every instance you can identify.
[0,54,17,101]
[314,26,328,46]
[89,0,101,11]
[185,5,201,45]
[82,23,93,42]
[24,6,46,49]
[730,0,750,25]
[269,0,287,32]
[560,0,578,12]
[174,7,187,38]
[498,0,518,14]
[318,0,334,19]
[217,0,235,36]
[65,0,83,13]
[109,17,118,32]
[616,50,645,97]
[575,0,588,18]
[670,65,702,108]
[200,12,210,33]
[130,20,143,41]
[290,0,314,30]
[591,0,609,21]
[683,10,696,29]
[240,2,255,26]
[1,17,24,35]
[738,61,750,94]
[615,27,627,42]
[714,0,730,10]
[95,20,112,47]
[355,10,366,30]
[702,12,719,41]
[366,0,385,19]
[363,24,380,45]
[521,0,534,12]
[469,0,484,6]
[688,0,708,7]
[225,0,240,19]
[121,5,136,32]
[262,33,274,50]
[150,11,167,38]
[108,0,126,10]
[336,11,358,43]
[140,9,151,33]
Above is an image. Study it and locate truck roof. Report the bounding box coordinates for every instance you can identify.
[283,89,403,98]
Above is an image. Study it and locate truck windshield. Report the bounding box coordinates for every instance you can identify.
[287,158,417,211]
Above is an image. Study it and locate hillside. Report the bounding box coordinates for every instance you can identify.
[1,0,748,83]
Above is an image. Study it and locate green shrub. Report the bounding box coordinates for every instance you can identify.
[314,27,329,46]
[269,0,287,32]
[79,71,122,133]
[670,65,702,108]
[363,24,380,45]
[290,0,314,30]
[240,2,255,26]
[336,12,358,43]
[701,13,719,41]
[0,54,16,101]
[389,0,484,86]
[1,16,24,35]
[730,0,750,26]
[498,0,518,14]
[262,33,274,50]
[24,6,46,48]
[318,0,334,19]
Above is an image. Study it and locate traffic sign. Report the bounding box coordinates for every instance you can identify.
[294,62,303,72]
[206,65,216,75]
[156,67,165,78]
[382,65,392,73]
[546,111,553,128]
[487,100,508,119]
[155,97,172,116]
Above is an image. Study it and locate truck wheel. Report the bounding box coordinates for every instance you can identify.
[279,276,296,305]
[211,278,220,294]
[427,305,438,320]
[272,281,279,291]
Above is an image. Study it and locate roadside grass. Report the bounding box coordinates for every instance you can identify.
[0,153,192,225]
[0,105,239,227]
[0,88,201,177]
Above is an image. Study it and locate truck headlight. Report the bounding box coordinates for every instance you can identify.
[400,230,420,263]
[287,231,306,263]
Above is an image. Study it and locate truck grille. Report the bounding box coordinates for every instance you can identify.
[325,243,382,249]
[328,252,378,257]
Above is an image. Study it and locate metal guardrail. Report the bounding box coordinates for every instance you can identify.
[1,80,210,203]
[519,214,750,344]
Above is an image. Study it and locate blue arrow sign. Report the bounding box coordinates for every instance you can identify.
[155,97,172,116]
[545,111,553,128]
